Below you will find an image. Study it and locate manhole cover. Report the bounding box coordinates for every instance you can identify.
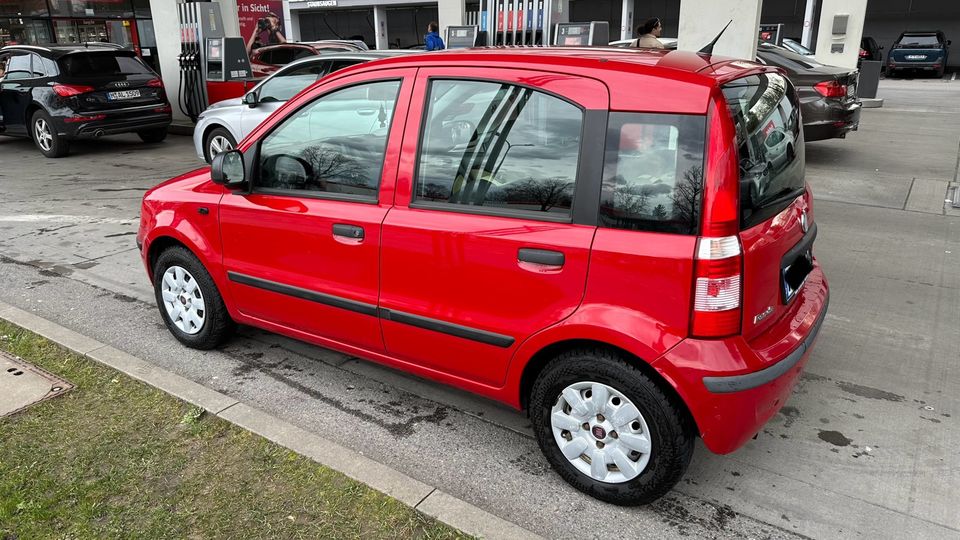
[0,350,73,417]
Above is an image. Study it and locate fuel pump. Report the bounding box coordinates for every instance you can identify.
[177,2,254,123]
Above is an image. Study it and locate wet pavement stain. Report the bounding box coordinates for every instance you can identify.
[920,416,942,424]
[779,405,800,428]
[104,231,136,238]
[818,430,853,447]
[836,381,905,402]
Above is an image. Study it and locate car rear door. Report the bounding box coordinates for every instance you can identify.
[377,67,608,386]
[0,52,35,134]
[219,67,416,353]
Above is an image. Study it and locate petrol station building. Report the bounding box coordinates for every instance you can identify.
[5,0,951,125]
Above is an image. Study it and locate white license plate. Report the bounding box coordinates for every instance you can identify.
[106,89,141,100]
[905,55,927,60]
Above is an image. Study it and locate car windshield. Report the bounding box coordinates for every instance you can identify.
[783,39,814,55]
[898,34,940,47]
[758,44,823,71]
[59,52,153,77]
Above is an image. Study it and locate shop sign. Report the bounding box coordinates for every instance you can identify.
[306,1,338,6]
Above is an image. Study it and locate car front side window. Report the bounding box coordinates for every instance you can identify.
[256,80,402,200]
[257,63,325,103]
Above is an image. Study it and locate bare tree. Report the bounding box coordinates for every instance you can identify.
[671,165,704,233]
[301,143,368,188]
[504,177,573,212]
[652,204,668,220]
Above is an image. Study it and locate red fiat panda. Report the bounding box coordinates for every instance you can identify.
[138,48,828,505]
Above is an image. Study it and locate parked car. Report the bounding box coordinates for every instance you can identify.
[139,47,828,505]
[0,43,171,158]
[859,36,883,66]
[886,31,950,78]
[195,50,414,162]
[781,37,814,56]
[756,43,861,141]
[612,39,860,142]
[249,40,369,78]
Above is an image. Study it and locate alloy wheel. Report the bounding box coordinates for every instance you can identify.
[34,118,53,152]
[550,381,653,483]
[209,135,233,157]
[160,265,206,335]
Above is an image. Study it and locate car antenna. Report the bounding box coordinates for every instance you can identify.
[698,20,733,55]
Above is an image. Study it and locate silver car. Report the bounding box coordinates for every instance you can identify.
[193,50,414,162]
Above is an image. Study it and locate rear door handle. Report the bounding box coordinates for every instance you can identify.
[518,248,564,267]
[332,223,364,240]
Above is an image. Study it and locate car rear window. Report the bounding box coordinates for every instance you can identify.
[59,52,153,77]
[599,113,706,235]
[722,73,805,230]
[898,34,940,47]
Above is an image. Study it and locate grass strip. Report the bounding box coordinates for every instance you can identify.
[0,320,468,539]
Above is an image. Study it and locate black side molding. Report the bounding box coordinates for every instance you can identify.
[379,308,515,348]
[227,272,378,317]
[702,294,829,394]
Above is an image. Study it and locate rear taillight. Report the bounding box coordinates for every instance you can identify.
[693,93,743,338]
[146,78,163,88]
[692,236,743,337]
[52,84,94,97]
[814,80,846,98]
[859,48,869,58]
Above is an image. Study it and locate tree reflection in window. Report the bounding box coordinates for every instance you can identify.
[415,80,583,216]
[599,113,706,235]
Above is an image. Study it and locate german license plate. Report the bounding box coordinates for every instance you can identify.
[906,55,926,60]
[106,89,141,101]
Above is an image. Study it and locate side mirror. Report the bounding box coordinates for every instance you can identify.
[243,92,258,108]
[210,150,247,189]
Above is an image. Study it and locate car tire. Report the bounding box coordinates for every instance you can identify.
[885,67,895,78]
[153,246,235,350]
[529,347,695,505]
[935,66,945,79]
[31,110,68,158]
[204,127,237,163]
[138,128,168,143]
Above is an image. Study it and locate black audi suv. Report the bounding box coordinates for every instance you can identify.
[0,43,172,158]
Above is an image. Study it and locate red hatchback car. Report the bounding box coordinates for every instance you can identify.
[138,48,828,505]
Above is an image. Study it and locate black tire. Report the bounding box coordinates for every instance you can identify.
[138,127,168,143]
[885,66,895,78]
[935,66,945,79]
[529,348,695,505]
[31,110,69,158]
[203,127,237,163]
[153,246,235,349]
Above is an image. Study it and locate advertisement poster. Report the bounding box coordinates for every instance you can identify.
[238,1,286,54]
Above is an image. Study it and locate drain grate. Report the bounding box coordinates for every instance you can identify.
[0,350,74,417]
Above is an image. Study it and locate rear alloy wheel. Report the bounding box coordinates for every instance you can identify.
[138,127,168,143]
[204,127,236,163]
[530,348,694,505]
[153,246,234,349]
[32,110,68,158]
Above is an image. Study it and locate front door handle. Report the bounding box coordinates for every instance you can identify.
[332,223,364,241]
[518,248,564,267]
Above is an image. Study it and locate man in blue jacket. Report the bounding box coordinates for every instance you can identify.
[425,22,445,51]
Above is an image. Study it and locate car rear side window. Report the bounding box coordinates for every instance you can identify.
[722,73,804,229]
[59,53,153,77]
[414,79,583,219]
[599,113,706,235]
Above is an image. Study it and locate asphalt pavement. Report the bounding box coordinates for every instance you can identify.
[1,77,958,539]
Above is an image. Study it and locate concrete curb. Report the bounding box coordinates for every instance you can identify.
[0,301,541,540]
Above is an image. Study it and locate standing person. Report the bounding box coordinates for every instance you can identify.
[631,17,664,49]
[246,12,287,54]
[425,22,445,51]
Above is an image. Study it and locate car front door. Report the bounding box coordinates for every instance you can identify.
[239,60,329,138]
[219,67,415,353]
[0,52,36,135]
[378,68,609,387]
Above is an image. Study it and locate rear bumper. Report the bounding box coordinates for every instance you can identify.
[54,106,172,139]
[803,99,861,142]
[652,268,829,454]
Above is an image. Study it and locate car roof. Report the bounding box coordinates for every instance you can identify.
[273,49,417,70]
[899,31,941,35]
[0,43,129,58]
[326,47,778,114]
